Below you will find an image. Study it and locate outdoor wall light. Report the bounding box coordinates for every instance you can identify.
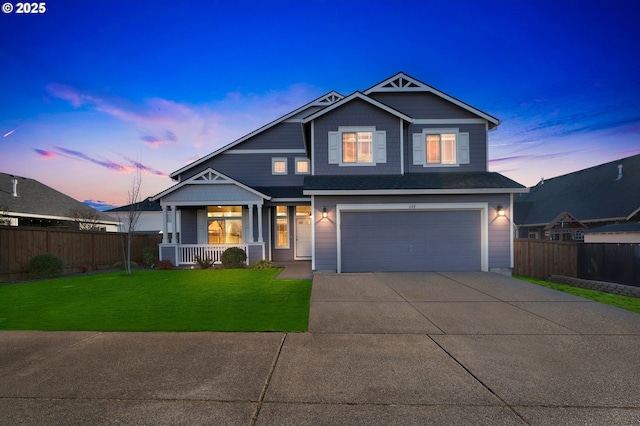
[497,205,506,216]
[322,207,328,218]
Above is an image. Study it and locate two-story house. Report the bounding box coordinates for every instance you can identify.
[152,72,527,273]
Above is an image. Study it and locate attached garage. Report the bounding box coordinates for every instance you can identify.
[338,204,487,273]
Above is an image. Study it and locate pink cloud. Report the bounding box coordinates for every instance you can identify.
[33,148,56,158]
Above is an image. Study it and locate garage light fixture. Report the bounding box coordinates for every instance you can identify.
[496,205,505,217]
[322,207,328,219]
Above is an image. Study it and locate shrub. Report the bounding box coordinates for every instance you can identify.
[79,265,90,273]
[157,259,173,270]
[29,253,64,279]
[194,255,214,269]
[142,246,159,266]
[249,259,277,269]
[221,247,247,269]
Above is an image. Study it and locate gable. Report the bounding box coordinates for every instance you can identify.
[364,72,499,128]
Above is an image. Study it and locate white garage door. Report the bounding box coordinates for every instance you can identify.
[340,210,481,272]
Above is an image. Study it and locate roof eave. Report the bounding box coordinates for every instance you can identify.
[304,188,529,196]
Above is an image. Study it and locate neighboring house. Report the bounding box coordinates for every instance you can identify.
[105,197,180,235]
[515,154,640,241]
[542,212,588,241]
[584,223,640,243]
[0,172,119,231]
[152,72,527,273]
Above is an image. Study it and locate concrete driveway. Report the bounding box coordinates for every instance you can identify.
[1,272,639,425]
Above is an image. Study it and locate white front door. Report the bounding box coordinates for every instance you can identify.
[295,206,312,258]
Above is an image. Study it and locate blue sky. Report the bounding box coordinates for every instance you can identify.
[1,0,639,209]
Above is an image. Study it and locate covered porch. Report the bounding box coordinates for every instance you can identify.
[152,168,271,267]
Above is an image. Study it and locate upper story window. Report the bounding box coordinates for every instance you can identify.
[295,158,310,174]
[328,126,386,166]
[413,128,469,167]
[342,131,373,164]
[272,158,288,175]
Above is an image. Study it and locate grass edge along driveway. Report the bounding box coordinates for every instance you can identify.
[0,269,312,332]
[517,276,640,314]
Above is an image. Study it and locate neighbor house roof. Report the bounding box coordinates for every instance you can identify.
[303,172,527,195]
[585,223,640,234]
[0,172,119,224]
[106,197,162,213]
[514,154,640,226]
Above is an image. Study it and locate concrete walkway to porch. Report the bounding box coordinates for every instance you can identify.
[274,261,312,280]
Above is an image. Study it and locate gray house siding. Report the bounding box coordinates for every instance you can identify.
[177,121,306,185]
[312,99,402,175]
[368,92,480,120]
[180,208,198,244]
[179,153,307,188]
[313,193,511,272]
[405,123,488,173]
[228,122,305,151]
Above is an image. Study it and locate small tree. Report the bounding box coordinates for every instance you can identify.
[119,167,142,275]
[68,207,103,231]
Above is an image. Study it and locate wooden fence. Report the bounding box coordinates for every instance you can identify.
[0,226,162,281]
[513,239,579,279]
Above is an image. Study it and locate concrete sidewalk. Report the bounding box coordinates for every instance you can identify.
[1,272,639,425]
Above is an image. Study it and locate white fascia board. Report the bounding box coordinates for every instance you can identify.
[301,92,413,124]
[304,188,530,196]
[270,198,311,202]
[159,200,264,207]
[169,91,344,178]
[223,149,306,154]
[364,72,500,128]
[413,118,488,125]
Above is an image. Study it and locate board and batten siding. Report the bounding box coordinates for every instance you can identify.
[368,92,481,120]
[313,194,512,272]
[312,99,402,176]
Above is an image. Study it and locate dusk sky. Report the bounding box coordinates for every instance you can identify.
[1,0,639,210]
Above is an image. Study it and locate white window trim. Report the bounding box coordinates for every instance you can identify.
[275,206,290,249]
[331,126,385,167]
[272,157,288,175]
[413,128,469,168]
[295,157,310,174]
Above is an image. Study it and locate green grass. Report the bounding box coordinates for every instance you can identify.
[0,269,312,332]
[516,276,640,314]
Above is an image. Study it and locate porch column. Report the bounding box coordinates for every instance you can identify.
[248,204,255,242]
[161,204,168,243]
[257,203,263,242]
[171,204,178,243]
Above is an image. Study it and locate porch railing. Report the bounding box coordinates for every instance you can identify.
[179,244,248,265]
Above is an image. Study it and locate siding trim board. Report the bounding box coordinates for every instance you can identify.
[305,188,528,195]
[335,202,489,273]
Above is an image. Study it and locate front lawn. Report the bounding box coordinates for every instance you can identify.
[517,276,640,314]
[0,269,312,332]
